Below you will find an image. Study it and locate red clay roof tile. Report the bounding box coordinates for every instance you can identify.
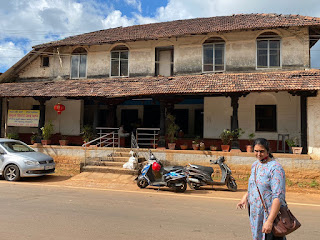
[1,70,320,98]
[34,14,320,49]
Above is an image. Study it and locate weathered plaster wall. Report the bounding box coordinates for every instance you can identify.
[204,92,300,140]
[307,94,320,158]
[5,98,82,135]
[18,27,310,80]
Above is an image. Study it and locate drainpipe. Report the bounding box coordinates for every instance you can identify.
[300,95,307,154]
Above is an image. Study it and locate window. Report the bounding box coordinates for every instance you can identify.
[41,56,49,67]
[257,32,281,68]
[111,45,129,77]
[71,47,87,79]
[203,37,225,72]
[255,105,277,132]
[155,46,174,76]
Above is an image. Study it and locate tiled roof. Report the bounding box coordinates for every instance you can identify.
[1,70,320,98]
[34,14,320,49]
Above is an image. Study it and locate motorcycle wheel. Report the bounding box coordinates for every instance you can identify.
[174,181,187,193]
[137,177,148,188]
[227,178,237,192]
[189,182,201,190]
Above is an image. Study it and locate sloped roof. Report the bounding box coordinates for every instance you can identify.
[0,70,319,98]
[34,14,320,49]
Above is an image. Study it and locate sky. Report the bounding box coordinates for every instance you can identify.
[1,0,320,73]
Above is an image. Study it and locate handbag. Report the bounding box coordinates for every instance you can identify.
[254,166,301,237]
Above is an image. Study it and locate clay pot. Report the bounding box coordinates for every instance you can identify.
[246,145,253,152]
[168,143,176,150]
[180,144,188,150]
[221,145,230,152]
[41,140,51,145]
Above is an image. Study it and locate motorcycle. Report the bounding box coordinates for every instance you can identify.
[136,152,187,193]
[185,156,237,191]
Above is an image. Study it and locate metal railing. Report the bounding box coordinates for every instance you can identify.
[96,127,120,148]
[135,128,160,149]
[82,127,120,166]
[130,132,150,161]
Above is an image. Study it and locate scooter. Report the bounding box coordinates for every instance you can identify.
[185,156,237,191]
[136,152,187,192]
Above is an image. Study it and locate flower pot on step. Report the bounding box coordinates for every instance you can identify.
[168,143,176,150]
[246,145,253,152]
[221,145,230,152]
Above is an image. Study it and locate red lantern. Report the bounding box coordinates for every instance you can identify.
[54,103,65,115]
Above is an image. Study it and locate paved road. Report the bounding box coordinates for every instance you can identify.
[0,181,319,240]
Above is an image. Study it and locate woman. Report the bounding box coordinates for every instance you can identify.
[237,138,286,240]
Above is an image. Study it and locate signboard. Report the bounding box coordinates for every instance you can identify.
[7,110,40,127]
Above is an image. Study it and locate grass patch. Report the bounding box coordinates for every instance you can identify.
[310,180,319,188]
[286,178,294,187]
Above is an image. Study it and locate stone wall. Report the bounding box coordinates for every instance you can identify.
[33,146,320,189]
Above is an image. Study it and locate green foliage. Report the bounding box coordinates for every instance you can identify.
[166,113,179,143]
[310,180,319,188]
[30,133,39,141]
[286,178,294,187]
[231,128,245,139]
[41,121,54,140]
[220,129,232,145]
[81,125,94,142]
[248,133,255,144]
[286,137,298,147]
[192,136,200,145]
[7,132,19,140]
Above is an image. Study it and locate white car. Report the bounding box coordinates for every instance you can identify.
[0,138,55,181]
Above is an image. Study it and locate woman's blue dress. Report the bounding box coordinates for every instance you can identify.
[247,159,286,240]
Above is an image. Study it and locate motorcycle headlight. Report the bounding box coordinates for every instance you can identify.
[24,160,40,166]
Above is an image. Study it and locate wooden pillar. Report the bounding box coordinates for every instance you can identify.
[231,95,239,131]
[38,98,46,136]
[158,100,166,148]
[106,105,116,127]
[92,100,100,132]
[300,95,307,154]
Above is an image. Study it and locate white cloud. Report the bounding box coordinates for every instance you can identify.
[0,42,25,71]
[101,10,135,28]
[125,0,142,13]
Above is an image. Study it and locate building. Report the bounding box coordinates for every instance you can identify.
[1,13,320,156]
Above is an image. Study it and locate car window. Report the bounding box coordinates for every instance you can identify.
[1,142,35,153]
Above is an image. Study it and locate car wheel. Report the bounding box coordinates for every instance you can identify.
[4,164,21,181]
[189,182,201,190]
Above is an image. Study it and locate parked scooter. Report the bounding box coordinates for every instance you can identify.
[136,152,187,192]
[185,156,237,191]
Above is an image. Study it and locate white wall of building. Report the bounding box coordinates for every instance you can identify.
[5,97,82,136]
[307,94,320,157]
[204,92,300,140]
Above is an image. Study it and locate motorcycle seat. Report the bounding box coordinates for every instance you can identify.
[162,166,184,174]
[190,164,214,176]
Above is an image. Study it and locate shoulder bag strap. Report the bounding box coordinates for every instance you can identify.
[254,165,269,216]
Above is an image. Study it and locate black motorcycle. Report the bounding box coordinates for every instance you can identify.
[185,156,237,191]
[136,153,187,192]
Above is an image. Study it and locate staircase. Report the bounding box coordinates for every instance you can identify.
[81,148,146,175]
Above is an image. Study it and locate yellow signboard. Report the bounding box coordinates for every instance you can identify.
[7,110,40,127]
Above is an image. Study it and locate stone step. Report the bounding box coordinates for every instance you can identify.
[87,161,124,167]
[81,165,138,175]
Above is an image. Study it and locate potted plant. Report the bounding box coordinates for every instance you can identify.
[82,125,94,146]
[286,137,302,154]
[41,121,54,145]
[246,133,255,152]
[166,113,179,150]
[30,133,38,144]
[59,135,69,146]
[7,132,19,140]
[220,129,232,152]
[210,145,218,151]
[192,136,200,150]
[199,141,206,150]
[180,142,188,150]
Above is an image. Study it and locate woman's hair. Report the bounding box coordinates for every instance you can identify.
[253,138,274,158]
